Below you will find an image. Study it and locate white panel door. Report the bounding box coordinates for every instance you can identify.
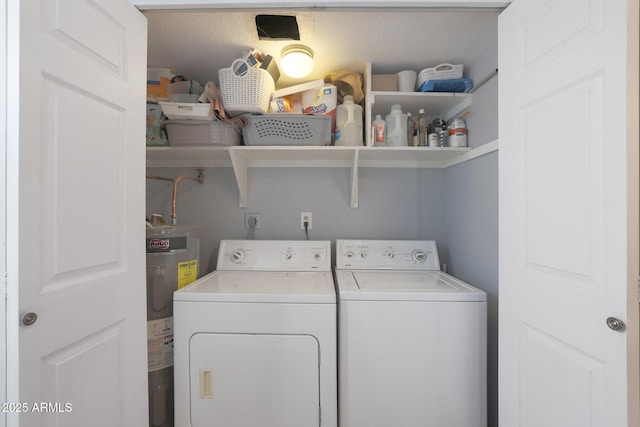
[499,0,637,426]
[5,1,148,426]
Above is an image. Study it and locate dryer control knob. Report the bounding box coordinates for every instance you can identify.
[412,250,427,263]
[231,249,246,263]
[345,251,355,258]
[284,251,293,260]
[360,250,368,259]
[313,252,322,261]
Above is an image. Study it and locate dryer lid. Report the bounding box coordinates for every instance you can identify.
[336,270,486,302]
[174,270,336,303]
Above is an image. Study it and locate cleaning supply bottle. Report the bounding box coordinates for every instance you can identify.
[385,104,407,147]
[335,95,363,146]
[371,114,386,146]
[417,108,428,146]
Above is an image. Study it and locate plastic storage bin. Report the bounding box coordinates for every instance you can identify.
[167,80,203,102]
[417,63,464,87]
[159,102,214,121]
[219,59,275,117]
[165,120,241,146]
[417,78,473,93]
[242,114,331,146]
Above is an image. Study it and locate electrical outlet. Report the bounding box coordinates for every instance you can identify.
[301,212,312,230]
[245,213,261,229]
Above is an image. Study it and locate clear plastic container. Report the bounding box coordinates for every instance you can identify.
[385,104,407,147]
[335,95,363,146]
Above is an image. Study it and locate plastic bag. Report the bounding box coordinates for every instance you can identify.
[324,71,364,104]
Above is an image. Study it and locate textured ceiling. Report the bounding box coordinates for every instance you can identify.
[145,9,499,89]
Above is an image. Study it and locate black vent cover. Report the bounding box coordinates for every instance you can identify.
[255,15,300,40]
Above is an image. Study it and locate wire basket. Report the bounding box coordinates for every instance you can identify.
[243,114,332,146]
[219,59,275,117]
[417,63,464,87]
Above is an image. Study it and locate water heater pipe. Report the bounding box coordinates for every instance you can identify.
[146,168,204,225]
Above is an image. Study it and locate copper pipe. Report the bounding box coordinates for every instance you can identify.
[171,170,204,225]
[146,174,174,183]
[146,169,204,225]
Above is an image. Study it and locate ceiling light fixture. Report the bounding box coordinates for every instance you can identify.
[280,44,314,78]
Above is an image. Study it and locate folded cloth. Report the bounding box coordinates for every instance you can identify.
[199,81,248,128]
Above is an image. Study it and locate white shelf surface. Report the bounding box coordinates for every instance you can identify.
[146,143,497,208]
[146,145,475,168]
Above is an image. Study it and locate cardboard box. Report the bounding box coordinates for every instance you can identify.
[260,55,281,84]
[147,67,177,102]
[371,74,398,91]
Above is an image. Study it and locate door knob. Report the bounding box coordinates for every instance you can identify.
[606,317,625,332]
[21,312,38,326]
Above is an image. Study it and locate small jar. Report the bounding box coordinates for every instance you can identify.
[428,133,439,147]
[449,118,468,147]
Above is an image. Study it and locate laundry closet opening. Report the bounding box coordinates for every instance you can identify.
[142,6,500,427]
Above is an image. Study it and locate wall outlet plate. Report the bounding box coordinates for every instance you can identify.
[245,213,261,229]
[301,212,312,230]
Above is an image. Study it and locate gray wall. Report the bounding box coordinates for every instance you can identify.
[147,166,446,273]
[443,152,498,427]
[440,36,499,427]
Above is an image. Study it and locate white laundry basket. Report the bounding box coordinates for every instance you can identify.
[219,59,275,117]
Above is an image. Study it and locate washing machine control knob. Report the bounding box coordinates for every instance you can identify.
[313,252,322,261]
[231,249,246,263]
[284,251,293,260]
[387,251,396,259]
[344,250,355,258]
[359,250,368,259]
[412,250,427,263]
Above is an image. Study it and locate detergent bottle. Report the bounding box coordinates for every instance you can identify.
[335,95,363,146]
[385,104,407,146]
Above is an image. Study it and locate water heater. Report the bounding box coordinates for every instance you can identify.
[146,224,199,427]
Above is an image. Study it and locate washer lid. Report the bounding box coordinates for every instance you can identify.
[336,270,486,302]
[174,270,336,303]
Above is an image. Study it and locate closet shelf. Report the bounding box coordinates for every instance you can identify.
[146,143,498,208]
[146,145,471,168]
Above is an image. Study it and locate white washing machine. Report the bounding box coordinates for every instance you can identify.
[335,239,487,427]
[174,240,337,427]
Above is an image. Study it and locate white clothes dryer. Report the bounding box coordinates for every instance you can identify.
[174,240,337,427]
[335,239,487,427]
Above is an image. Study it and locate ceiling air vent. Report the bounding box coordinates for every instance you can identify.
[255,15,301,41]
